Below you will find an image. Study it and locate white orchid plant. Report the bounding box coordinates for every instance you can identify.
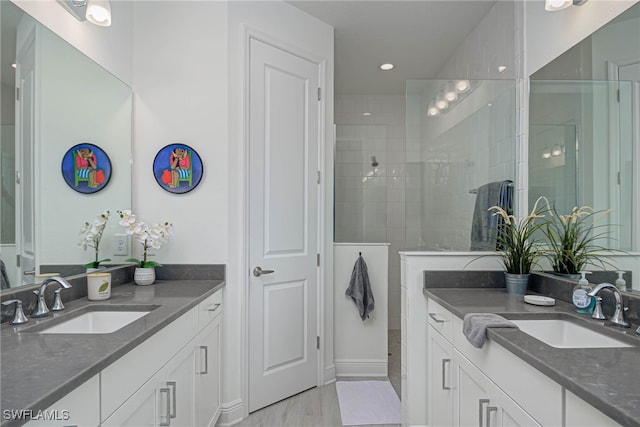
[79,210,111,269]
[117,210,174,268]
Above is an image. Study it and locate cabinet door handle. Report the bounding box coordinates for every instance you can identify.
[159,388,171,426]
[478,399,489,427]
[199,345,209,374]
[167,381,177,419]
[429,313,445,323]
[207,303,221,312]
[441,358,451,390]
[486,406,498,427]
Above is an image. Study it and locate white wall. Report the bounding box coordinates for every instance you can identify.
[334,243,388,377]
[10,0,133,86]
[131,1,228,266]
[227,1,334,423]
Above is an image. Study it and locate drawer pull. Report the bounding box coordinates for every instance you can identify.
[478,398,489,427]
[429,313,446,323]
[198,345,209,374]
[207,303,221,312]
[167,381,177,419]
[159,388,171,426]
[486,406,498,427]
[441,358,451,390]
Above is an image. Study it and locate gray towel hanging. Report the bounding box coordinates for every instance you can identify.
[345,254,375,321]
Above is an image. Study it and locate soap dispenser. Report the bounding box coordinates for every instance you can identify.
[615,271,627,291]
[572,271,594,314]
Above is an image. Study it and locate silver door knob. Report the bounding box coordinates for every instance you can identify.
[253,266,275,277]
[23,269,35,276]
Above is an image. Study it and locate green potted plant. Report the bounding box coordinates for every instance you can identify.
[80,210,111,271]
[489,197,547,295]
[117,210,174,285]
[540,204,615,278]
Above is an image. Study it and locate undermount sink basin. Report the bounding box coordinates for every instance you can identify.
[34,306,157,334]
[510,319,633,349]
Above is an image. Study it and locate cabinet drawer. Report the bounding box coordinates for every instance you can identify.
[198,289,223,330]
[427,299,453,342]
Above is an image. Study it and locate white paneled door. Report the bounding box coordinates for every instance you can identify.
[248,37,320,412]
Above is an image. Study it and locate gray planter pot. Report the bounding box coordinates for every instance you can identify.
[505,273,530,295]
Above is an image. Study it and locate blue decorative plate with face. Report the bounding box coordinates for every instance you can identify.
[61,143,111,194]
[153,144,203,194]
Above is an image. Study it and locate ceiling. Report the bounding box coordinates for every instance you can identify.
[288,1,497,95]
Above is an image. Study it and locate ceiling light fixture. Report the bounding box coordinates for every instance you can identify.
[542,148,552,159]
[545,0,589,11]
[498,66,508,73]
[435,97,449,111]
[444,84,459,102]
[379,63,394,71]
[11,63,16,69]
[86,0,111,26]
[57,0,111,26]
[551,145,563,156]
[427,102,440,117]
[362,112,372,117]
[455,80,471,93]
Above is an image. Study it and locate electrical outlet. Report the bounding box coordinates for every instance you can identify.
[114,234,128,256]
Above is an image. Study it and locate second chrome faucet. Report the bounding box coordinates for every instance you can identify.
[587,283,630,328]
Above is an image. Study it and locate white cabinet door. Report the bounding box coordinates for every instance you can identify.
[565,390,621,427]
[24,375,99,427]
[491,387,540,427]
[103,344,195,427]
[195,313,222,427]
[454,349,491,427]
[428,324,454,427]
[101,370,162,427]
[163,342,197,427]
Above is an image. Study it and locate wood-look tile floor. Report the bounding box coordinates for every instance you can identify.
[234,382,401,427]
[235,329,402,427]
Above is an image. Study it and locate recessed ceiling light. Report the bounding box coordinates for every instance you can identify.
[498,66,508,73]
[379,63,394,71]
[11,63,16,69]
[362,112,372,116]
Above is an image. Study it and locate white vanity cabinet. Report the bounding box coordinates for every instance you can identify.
[102,289,223,427]
[99,288,222,427]
[23,374,100,427]
[426,298,559,427]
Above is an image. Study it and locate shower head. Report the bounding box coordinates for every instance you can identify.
[370,155,379,167]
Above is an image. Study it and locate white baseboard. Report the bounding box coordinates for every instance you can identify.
[334,358,388,378]
[216,398,244,427]
[323,364,336,385]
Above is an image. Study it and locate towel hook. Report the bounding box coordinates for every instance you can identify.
[359,252,362,256]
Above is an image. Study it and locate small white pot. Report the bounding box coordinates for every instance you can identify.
[134,267,156,286]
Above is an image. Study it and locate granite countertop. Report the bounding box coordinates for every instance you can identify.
[0,279,224,426]
[425,288,640,427]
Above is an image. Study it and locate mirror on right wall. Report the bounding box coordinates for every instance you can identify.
[528,2,640,253]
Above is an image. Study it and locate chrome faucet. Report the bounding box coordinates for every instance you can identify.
[587,283,630,328]
[31,276,72,318]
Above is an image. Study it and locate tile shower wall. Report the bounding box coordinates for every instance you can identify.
[335,94,406,329]
[407,80,517,251]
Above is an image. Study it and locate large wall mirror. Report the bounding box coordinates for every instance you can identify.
[1,1,132,290]
[529,2,640,253]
